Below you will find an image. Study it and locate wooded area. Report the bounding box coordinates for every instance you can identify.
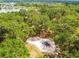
[0,2,79,58]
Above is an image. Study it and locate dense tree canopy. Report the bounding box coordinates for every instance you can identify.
[0,2,79,58]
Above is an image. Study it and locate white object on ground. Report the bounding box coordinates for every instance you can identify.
[26,36,56,53]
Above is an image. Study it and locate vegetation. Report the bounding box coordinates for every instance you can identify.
[0,2,79,58]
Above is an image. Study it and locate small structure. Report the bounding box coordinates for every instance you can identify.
[26,36,57,54]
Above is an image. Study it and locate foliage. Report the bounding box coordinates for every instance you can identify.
[0,38,29,58]
[0,12,30,58]
[0,2,79,58]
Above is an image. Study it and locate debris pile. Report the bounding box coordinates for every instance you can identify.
[26,36,59,54]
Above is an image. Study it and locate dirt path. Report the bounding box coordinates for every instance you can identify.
[25,44,44,58]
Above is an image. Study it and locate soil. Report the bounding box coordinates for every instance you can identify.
[25,44,44,58]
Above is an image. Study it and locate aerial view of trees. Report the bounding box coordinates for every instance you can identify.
[0,2,79,58]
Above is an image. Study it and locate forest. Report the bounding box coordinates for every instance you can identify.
[0,2,79,58]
